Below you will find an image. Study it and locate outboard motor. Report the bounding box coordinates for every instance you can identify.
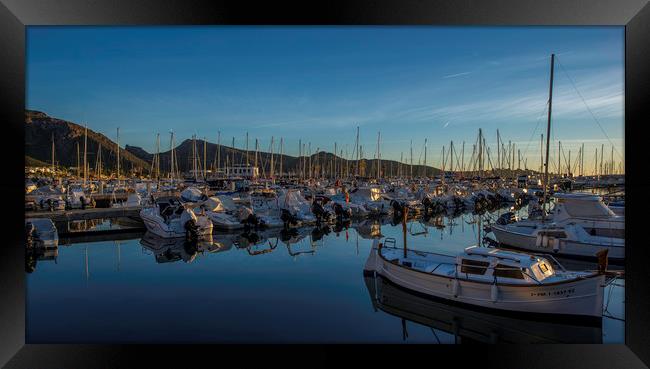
[181,208,200,241]
[311,201,331,224]
[390,200,405,217]
[280,209,299,228]
[496,212,516,225]
[184,218,200,242]
[422,197,432,215]
[242,213,265,231]
[80,196,86,210]
[333,203,352,221]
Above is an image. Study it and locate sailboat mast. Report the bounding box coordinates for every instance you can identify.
[50,133,56,175]
[217,131,221,176]
[542,54,555,219]
[84,124,88,188]
[410,140,413,179]
[280,137,284,178]
[355,126,360,177]
[116,127,120,184]
[424,138,427,178]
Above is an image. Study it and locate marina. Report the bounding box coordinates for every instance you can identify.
[26,206,624,343]
[24,27,625,345]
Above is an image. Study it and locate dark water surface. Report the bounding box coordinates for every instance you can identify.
[27,207,624,343]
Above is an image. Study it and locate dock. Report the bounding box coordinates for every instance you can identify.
[60,228,146,245]
[26,206,143,222]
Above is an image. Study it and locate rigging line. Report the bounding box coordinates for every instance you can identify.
[556,56,623,161]
[520,101,549,161]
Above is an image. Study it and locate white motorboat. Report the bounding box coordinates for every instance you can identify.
[276,189,317,224]
[65,187,95,209]
[349,186,392,216]
[140,197,213,239]
[364,240,605,322]
[491,193,624,262]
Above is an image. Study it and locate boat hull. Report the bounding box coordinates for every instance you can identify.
[491,224,624,263]
[364,246,604,322]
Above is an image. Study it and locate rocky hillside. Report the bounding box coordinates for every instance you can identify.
[25,110,150,174]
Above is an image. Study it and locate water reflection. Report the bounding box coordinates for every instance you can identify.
[26,204,624,343]
[363,273,603,343]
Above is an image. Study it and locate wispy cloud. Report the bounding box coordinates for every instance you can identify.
[443,71,471,79]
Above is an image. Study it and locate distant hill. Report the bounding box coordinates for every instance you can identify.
[125,138,444,178]
[25,155,49,167]
[27,110,534,179]
[25,110,150,175]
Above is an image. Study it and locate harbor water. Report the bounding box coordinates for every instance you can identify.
[26,206,624,343]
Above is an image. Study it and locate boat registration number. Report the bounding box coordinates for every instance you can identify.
[530,288,575,297]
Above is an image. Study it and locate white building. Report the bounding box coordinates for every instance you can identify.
[225,165,259,178]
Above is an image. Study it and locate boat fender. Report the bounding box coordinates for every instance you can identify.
[452,279,460,298]
[552,238,560,252]
[491,283,499,302]
[536,234,543,247]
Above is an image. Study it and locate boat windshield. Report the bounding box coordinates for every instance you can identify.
[558,199,615,218]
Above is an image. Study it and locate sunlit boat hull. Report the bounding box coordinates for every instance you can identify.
[364,244,604,323]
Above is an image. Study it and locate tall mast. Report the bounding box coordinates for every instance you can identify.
[217,131,221,175]
[246,132,249,166]
[600,144,604,178]
[84,124,88,188]
[116,127,120,184]
[450,141,454,175]
[424,138,427,178]
[254,138,259,176]
[542,54,555,219]
[539,133,544,174]
[355,126,360,177]
[156,133,160,180]
[269,136,274,179]
[203,137,207,180]
[97,143,102,179]
[279,137,284,178]
[76,141,80,178]
[441,146,445,186]
[410,140,413,179]
[51,133,55,175]
[376,132,381,180]
[461,141,465,176]
[496,130,501,175]
[558,141,561,176]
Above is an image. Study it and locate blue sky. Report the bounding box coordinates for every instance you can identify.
[26,26,624,172]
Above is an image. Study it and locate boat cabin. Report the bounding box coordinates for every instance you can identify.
[552,193,617,220]
[458,246,556,284]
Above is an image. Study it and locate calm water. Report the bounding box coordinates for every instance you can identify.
[27,207,624,343]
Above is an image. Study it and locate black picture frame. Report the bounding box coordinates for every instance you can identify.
[2,0,649,367]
